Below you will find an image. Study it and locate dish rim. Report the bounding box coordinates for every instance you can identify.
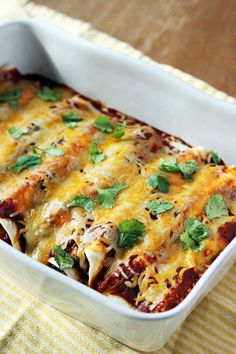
[2,18,236,112]
[0,18,235,321]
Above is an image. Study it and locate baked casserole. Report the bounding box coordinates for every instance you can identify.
[0,67,235,313]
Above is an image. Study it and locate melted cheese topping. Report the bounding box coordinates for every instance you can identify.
[0,68,236,312]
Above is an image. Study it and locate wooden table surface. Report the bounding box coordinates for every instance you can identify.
[35,0,236,97]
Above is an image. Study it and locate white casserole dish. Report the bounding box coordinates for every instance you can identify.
[0,19,235,352]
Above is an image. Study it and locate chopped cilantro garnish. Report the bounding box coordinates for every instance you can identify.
[97,183,127,209]
[8,127,28,139]
[180,218,208,252]
[159,157,179,172]
[209,151,221,164]
[42,146,65,157]
[178,160,200,181]
[159,157,199,182]
[148,173,169,193]
[10,154,42,173]
[93,116,126,137]
[117,219,146,249]
[93,116,113,133]
[66,195,96,212]
[0,89,22,109]
[90,142,106,164]
[32,145,64,157]
[147,200,173,215]
[205,194,228,220]
[37,86,61,101]
[62,112,83,128]
[53,245,74,270]
[112,122,126,138]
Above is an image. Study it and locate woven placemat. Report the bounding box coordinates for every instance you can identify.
[0,1,235,354]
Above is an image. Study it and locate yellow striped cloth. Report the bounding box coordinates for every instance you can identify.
[0,1,236,353]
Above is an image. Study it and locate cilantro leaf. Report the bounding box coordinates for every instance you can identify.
[180,231,199,251]
[159,157,199,182]
[209,151,221,164]
[62,112,83,128]
[32,145,64,157]
[147,200,173,215]
[42,146,65,157]
[37,86,61,101]
[90,142,106,164]
[0,89,22,109]
[66,195,96,212]
[180,218,208,252]
[205,194,229,220]
[53,245,74,270]
[117,219,146,249]
[93,116,113,133]
[159,157,180,172]
[178,160,200,181]
[148,173,169,193]
[10,154,42,173]
[97,183,127,209]
[8,127,28,139]
[112,123,126,138]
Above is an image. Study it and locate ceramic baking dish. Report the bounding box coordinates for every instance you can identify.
[0,19,235,352]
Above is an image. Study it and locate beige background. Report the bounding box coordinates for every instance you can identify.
[35,0,236,97]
